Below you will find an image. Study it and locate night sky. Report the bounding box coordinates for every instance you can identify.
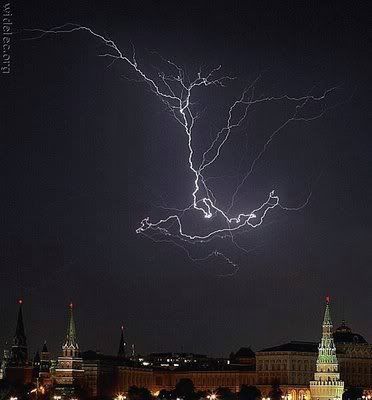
[1,1,371,359]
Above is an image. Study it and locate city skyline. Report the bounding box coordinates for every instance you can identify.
[3,294,371,399]
[2,296,370,359]
[1,0,371,359]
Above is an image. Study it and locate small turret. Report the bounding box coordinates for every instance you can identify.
[42,341,48,354]
[40,341,51,373]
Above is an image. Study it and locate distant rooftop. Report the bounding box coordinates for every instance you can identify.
[259,323,368,353]
[334,321,368,344]
[147,352,207,358]
[259,341,318,353]
[233,347,255,358]
[82,350,121,361]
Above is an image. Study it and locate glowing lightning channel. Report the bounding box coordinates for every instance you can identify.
[26,24,337,269]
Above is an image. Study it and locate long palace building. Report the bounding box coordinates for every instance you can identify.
[1,298,372,399]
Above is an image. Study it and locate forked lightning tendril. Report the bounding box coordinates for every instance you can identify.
[26,24,336,270]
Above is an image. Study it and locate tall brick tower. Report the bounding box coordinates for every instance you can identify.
[54,303,84,398]
[310,297,344,400]
[5,300,33,384]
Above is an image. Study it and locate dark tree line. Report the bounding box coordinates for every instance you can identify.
[342,387,364,400]
[128,386,153,400]
[156,379,263,400]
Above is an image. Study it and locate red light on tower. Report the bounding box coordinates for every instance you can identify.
[69,302,73,308]
[18,299,23,305]
[326,295,330,304]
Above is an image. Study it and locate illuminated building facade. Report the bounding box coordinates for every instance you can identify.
[82,351,119,398]
[255,341,316,399]
[148,299,371,398]
[0,348,10,380]
[152,368,256,393]
[116,365,153,394]
[82,328,153,398]
[1,298,372,399]
[335,323,372,389]
[145,353,212,369]
[254,329,372,398]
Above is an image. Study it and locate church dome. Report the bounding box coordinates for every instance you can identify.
[333,320,367,344]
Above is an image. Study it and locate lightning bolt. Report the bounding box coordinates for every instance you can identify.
[26,24,337,272]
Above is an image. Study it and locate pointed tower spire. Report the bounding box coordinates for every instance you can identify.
[62,303,79,357]
[42,341,48,353]
[318,296,337,364]
[9,299,28,366]
[66,302,77,347]
[14,299,26,346]
[118,325,126,358]
[323,295,332,326]
[33,350,40,366]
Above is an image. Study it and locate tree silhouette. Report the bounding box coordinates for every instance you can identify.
[342,387,364,400]
[268,381,282,400]
[174,378,195,400]
[216,387,236,400]
[158,389,172,399]
[128,386,152,400]
[239,385,261,400]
